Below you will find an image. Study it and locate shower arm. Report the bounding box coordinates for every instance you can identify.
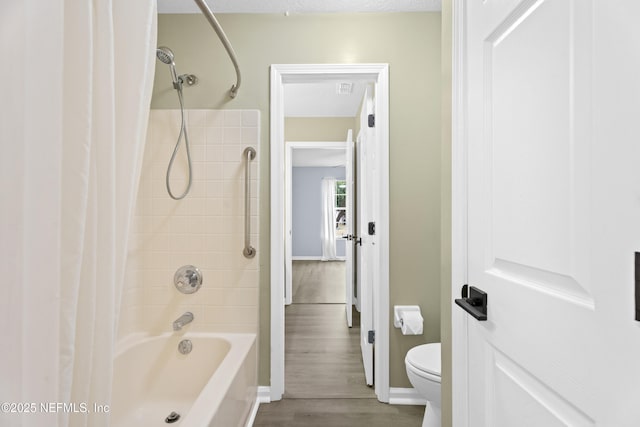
[192,0,242,98]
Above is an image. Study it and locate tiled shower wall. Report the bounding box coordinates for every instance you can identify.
[118,109,259,338]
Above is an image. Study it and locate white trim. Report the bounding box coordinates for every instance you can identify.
[285,141,293,305]
[245,387,271,427]
[257,386,271,403]
[291,256,323,261]
[245,399,260,427]
[271,63,390,403]
[270,65,286,401]
[451,1,469,426]
[374,63,391,403]
[291,256,346,261]
[287,141,347,149]
[388,387,428,405]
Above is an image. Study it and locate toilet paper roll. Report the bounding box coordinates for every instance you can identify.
[400,311,424,335]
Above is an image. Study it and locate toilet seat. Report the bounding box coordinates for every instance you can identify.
[405,343,442,427]
[406,343,441,380]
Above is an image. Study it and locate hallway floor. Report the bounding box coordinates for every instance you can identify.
[291,260,345,303]
[253,261,423,426]
[284,304,374,399]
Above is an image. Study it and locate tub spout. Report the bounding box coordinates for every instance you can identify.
[173,312,194,331]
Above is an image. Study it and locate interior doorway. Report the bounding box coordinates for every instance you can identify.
[285,142,349,306]
[270,63,390,402]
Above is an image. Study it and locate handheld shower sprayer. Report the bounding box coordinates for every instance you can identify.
[155,46,198,200]
[156,46,181,89]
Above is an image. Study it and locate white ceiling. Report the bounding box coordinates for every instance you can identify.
[285,81,367,117]
[157,0,442,14]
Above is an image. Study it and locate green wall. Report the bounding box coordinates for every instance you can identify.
[285,117,356,142]
[153,12,441,389]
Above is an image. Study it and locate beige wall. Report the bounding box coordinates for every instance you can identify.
[285,117,355,142]
[153,12,441,388]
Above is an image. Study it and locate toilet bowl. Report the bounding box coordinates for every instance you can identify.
[405,343,441,427]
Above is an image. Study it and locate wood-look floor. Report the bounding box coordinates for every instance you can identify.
[284,304,373,399]
[292,260,345,303]
[252,398,425,427]
[253,261,424,427]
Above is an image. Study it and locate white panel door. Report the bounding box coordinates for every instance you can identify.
[359,87,375,386]
[345,130,354,328]
[458,0,640,425]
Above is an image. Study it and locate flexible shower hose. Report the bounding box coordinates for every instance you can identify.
[166,84,192,200]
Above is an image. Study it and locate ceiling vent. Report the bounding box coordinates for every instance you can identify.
[336,82,353,95]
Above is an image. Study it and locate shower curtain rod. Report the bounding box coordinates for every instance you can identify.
[192,0,242,98]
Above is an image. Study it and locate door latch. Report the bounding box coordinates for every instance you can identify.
[455,285,487,321]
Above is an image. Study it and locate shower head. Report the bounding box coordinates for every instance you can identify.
[156,46,180,88]
[156,46,174,65]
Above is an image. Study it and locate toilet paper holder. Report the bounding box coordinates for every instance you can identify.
[393,305,423,328]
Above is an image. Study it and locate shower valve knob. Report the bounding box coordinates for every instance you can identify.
[174,265,203,294]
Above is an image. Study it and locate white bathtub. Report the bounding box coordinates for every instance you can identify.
[111,333,256,427]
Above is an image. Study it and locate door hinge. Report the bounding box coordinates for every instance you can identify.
[635,252,640,321]
[368,114,375,128]
[368,330,375,344]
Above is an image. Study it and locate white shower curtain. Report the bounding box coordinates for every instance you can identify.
[0,1,156,426]
[321,178,337,261]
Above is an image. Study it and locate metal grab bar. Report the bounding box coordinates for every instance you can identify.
[243,147,257,258]
[192,0,242,98]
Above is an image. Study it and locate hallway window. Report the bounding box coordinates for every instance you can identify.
[335,180,347,239]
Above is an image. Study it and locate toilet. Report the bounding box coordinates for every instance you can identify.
[405,343,441,427]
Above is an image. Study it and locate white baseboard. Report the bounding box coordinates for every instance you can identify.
[292,256,346,261]
[245,387,270,427]
[388,387,427,405]
[257,386,271,403]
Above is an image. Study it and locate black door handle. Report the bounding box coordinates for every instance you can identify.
[455,285,488,321]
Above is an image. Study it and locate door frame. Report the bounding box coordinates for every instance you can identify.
[284,140,349,305]
[451,0,469,425]
[270,63,390,402]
